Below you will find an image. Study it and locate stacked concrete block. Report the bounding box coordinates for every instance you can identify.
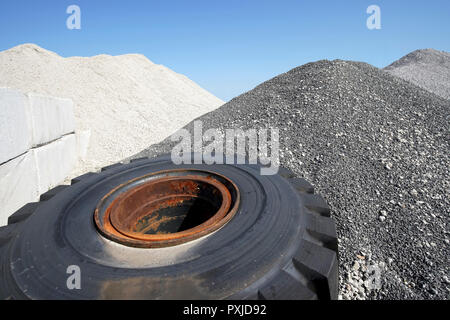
[0,152,39,225]
[0,88,79,226]
[76,129,91,162]
[33,134,77,194]
[0,88,31,164]
[27,93,75,146]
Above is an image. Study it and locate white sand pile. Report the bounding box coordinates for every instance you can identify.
[0,43,224,176]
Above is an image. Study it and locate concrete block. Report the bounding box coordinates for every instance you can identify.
[58,98,75,136]
[76,129,91,161]
[0,88,32,164]
[0,152,39,226]
[0,89,78,226]
[33,133,77,194]
[27,93,75,147]
[59,134,78,181]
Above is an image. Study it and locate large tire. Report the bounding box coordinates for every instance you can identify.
[0,155,338,300]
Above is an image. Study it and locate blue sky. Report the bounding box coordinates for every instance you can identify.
[0,0,449,101]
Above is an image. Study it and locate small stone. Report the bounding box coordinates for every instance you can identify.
[429,288,438,295]
[410,189,418,196]
[380,210,388,216]
[385,162,393,170]
[379,215,386,222]
[443,276,450,284]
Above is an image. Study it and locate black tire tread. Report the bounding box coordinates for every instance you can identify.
[40,185,70,201]
[300,193,331,217]
[0,224,19,247]
[277,167,296,179]
[274,173,339,300]
[258,270,317,300]
[101,163,123,172]
[303,212,338,252]
[7,202,39,225]
[129,157,149,163]
[71,172,98,185]
[291,239,338,300]
[290,177,314,193]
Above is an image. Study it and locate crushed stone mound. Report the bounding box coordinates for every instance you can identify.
[131,59,450,300]
[0,44,224,176]
[384,48,450,100]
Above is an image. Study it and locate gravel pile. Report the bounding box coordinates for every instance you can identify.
[0,44,223,176]
[384,49,450,100]
[131,59,450,299]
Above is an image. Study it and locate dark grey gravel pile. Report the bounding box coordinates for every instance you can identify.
[384,49,450,100]
[130,59,449,300]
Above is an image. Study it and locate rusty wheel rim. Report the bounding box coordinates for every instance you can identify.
[94,169,240,248]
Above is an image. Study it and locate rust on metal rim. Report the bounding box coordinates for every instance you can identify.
[94,169,240,248]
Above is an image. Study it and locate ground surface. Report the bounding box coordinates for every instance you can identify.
[131,59,450,299]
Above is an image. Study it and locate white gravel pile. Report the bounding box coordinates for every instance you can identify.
[0,44,224,176]
[384,49,450,100]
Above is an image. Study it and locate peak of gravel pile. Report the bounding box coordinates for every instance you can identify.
[384,48,450,100]
[0,43,223,175]
[132,59,449,299]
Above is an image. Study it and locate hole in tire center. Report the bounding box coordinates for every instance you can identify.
[134,196,221,234]
[109,178,226,236]
[95,170,240,248]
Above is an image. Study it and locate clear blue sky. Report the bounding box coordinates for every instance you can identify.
[0,0,449,101]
